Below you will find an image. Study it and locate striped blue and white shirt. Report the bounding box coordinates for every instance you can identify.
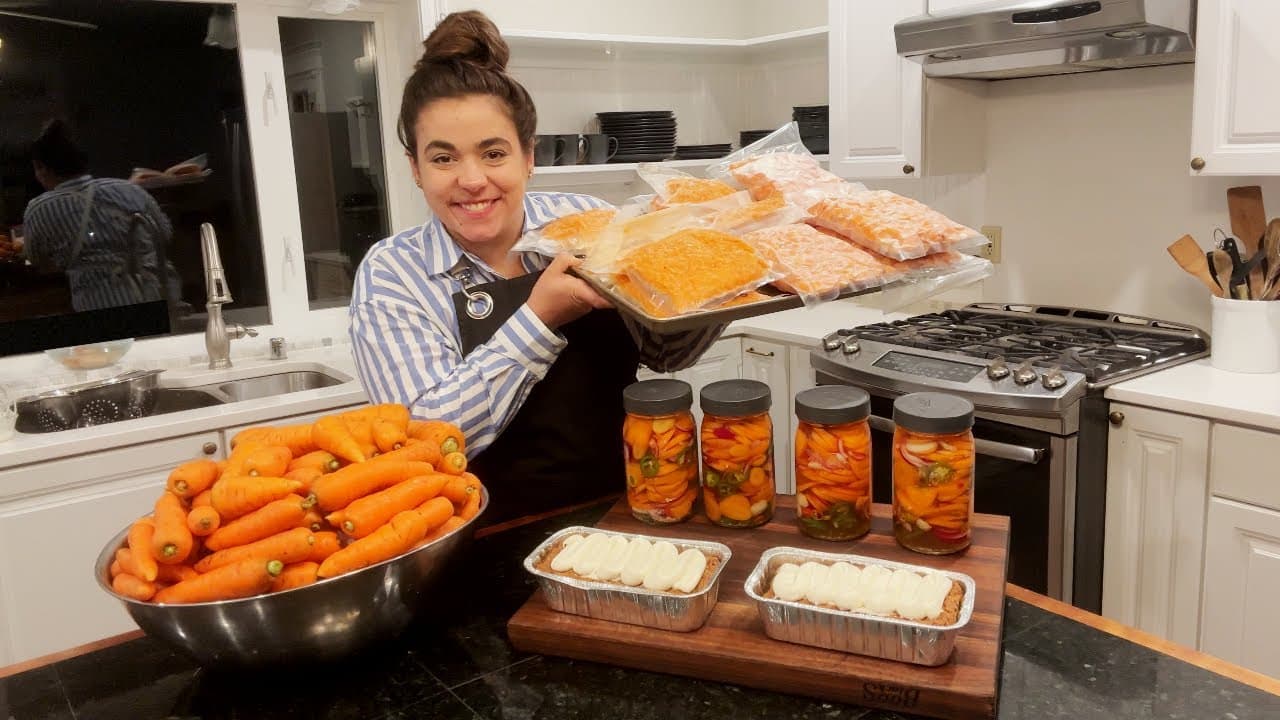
[23,175,172,312]
[349,191,722,458]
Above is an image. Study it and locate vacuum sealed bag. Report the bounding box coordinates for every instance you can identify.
[617,228,778,315]
[742,224,899,306]
[807,191,988,261]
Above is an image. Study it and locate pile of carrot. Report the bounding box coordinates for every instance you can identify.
[700,413,774,527]
[105,404,483,605]
[623,411,698,523]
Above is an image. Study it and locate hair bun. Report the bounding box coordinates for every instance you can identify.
[419,11,510,72]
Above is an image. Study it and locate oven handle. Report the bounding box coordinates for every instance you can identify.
[868,415,1046,465]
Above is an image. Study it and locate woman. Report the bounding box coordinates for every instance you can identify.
[349,11,720,524]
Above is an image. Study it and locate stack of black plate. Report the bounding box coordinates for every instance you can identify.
[673,143,731,160]
[597,111,676,163]
[793,105,829,154]
[739,129,772,148]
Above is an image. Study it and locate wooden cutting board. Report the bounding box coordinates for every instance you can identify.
[508,497,1010,720]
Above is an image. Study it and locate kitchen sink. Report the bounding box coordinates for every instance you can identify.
[14,387,226,434]
[204,370,346,402]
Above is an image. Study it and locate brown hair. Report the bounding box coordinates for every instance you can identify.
[398,11,537,155]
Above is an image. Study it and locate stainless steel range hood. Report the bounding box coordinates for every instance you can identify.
[895,1,1195,80]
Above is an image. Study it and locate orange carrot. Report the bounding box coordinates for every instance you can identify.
[191,489,213,508]
[211,476,304,520]
[417,515,466,548]
[284,466,323,493]
[194,527,316,573]
[125,518,160,582]
[407,419,465,457]
[270,561,320,593]
[205,494,312,551]
[456,486,482,521]
[166,459,219,500]
[415,496,455,531]
[308,531,342,562]
[439,476,472,505]
[287,450,341,474]
[326,474,449,538]
[310,460,434,513]
[244,446,292,477]
[155,564,199,584]
[312,415,365,463]
[115,548,153,583]
[156,558,283,604]
[153,492,195,565]
[186,506,221,537]
[112,573,157,601]
[351,403,411,430]
[372,419,408,454]
[317,509,432,578]
[232,424,317,456]
[221,441,265,478]
[109,558,123,577]
[438,451,467,476]
[301,507,327,532]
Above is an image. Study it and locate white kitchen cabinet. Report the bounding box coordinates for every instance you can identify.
[787,344,818,496]
[0,432,221,666]
[1200,497,1280,677]
[740,339,793,494]
[1101,404,1209,648]
[1209,423,1280,513]
[675,337,742,428]
[827,0,924,179]
[1189,0,1280,175]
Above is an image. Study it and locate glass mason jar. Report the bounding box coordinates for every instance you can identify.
[622,379,698,524]
[892,392,976,555]
[794,386,872,541]
[699,379,774,528]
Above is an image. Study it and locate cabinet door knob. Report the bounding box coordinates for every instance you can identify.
[745,346,775,358]
[902,163,916,175]
[202,442,218,455]
[1108,411,1125,427]
[1190,157,1206,171]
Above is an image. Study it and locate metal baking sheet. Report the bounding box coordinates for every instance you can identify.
[743,546,976,666]
[573,269,887,334]
[523,525,731,633]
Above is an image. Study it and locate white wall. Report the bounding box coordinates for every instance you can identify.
[982,64,1280,331]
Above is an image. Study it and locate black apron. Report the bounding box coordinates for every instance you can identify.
[452,268,639,526]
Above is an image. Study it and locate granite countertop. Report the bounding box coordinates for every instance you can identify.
[2,500,1277,720]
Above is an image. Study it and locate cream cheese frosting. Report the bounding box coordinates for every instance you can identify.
[550,533,708,593]
[770,561,953,621]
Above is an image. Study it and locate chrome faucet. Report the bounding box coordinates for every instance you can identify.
[201,223,257,369]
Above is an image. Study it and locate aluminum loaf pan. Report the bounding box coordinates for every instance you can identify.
[744,546,976,666]
[523,526,731,632]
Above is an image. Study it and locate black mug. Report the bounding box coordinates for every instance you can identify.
[534,135,562,166]
[583,134,619,164]
[555,134,583,166]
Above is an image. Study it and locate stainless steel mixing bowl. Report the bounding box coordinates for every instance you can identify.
[94,489,487,668]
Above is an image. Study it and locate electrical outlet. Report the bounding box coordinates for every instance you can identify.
[979,225,1002,263]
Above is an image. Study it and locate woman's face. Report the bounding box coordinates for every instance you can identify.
[409,95,533,253]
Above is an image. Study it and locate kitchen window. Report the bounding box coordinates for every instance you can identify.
[0,0,423,358]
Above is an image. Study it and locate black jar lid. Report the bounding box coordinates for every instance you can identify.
[623,379,693,416]
[699,379,770,417]
[795,386,870,425]
[893,392,974,435]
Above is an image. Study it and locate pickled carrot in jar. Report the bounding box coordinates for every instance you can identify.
[622,380,698,525]
[794,386,872,541]
[891,393,975,555]
[700,380,773,528]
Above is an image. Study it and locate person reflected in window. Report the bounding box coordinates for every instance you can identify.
[22,119,176,312]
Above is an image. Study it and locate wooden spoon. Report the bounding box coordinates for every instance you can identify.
[1167,235,1223,298]
[1262,218,1280,300]
[1227,186,1268,298]
[1208,249,1235,297]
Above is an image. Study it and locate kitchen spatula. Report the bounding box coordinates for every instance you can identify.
[1227,185,1267,298]
[1166,235,1223,297]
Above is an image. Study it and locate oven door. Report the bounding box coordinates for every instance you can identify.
[862,394,1070,599]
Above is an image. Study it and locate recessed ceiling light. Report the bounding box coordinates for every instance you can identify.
[1106,29,1145,39]
[930,52,961,61]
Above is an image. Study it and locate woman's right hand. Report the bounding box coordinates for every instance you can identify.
[527,254,612,329]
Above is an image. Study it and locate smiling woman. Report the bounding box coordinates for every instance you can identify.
[348,10,725,525]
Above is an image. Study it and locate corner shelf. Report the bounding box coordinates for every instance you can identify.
[528,155,830,188]
[504,26,827,55]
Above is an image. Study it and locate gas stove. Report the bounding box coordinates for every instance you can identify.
[811,303,1209,416]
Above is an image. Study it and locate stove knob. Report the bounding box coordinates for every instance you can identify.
[986,358,1011,381]
[821,332,844,352]
[1012,361,1038,386]
[1041,367,1067,390]
[840,338,861,355]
